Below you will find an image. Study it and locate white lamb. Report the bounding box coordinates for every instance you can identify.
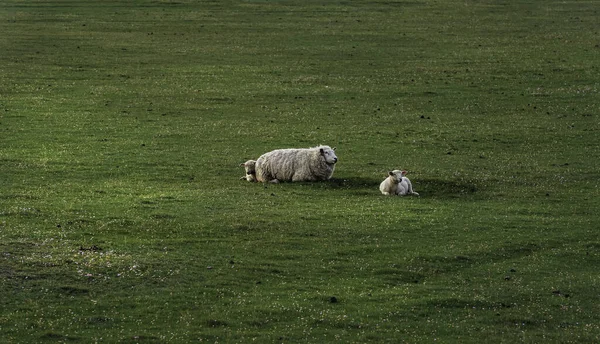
[255,145,338,183]
[397,171,419,196]
[239,160,257,182]
[380,170,419,196]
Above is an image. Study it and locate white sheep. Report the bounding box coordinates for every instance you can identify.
[397,171,419,196]
[255,145,337,183]
[239,160,257,182]
[380,170,419,196]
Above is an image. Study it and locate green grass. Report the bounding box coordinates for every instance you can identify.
[1,0,599,342]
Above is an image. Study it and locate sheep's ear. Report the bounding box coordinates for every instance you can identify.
[332,147,336,151]
[320,148,325,155]
[388,171,394,176]
[240,163,245,167]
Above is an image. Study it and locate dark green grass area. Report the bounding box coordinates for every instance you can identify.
[1,0,599,342]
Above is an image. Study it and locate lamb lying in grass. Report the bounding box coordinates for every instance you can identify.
[239,160,257,182]
[380,170,419,196]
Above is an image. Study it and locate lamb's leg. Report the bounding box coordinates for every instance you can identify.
[405,179,419,196]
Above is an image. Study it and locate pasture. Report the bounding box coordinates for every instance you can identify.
[1,0,599,342]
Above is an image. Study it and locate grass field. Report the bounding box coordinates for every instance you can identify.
[1,0,599,342]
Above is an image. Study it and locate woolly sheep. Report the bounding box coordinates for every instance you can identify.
[239,160,257,182]
[255,145,338,183]
[380,170,419,196]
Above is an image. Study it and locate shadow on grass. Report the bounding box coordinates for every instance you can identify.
[40,333,80,342]
[313,177,479,199]
[417,178,478,198]
[326,177,382,190]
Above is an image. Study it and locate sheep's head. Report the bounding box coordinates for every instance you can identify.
[319,146,338,165]
[240,160,256,172]
[240,160,257,182]
[388,170,407,184]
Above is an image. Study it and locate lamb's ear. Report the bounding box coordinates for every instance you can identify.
[388,171,394,176]
[240,163,245,167]
[320,148,325,155]
[332,147,336,151]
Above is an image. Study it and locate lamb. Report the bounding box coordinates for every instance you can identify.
[397,170,419,196]
[255,145,337,183]
[380,170,419,196]
[379,170,403,196]
[239,160,257,182]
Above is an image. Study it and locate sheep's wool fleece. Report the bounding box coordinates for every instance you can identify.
[255,145,336,182]
[397,178,411,195]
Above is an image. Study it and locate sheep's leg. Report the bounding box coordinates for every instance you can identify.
[406,179,419,196]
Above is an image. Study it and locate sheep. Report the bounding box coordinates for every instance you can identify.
[380,170,419,196]
[239,160,257,182]
[397,171,419,196]
[255,145,338,183]
[379,170,403,195]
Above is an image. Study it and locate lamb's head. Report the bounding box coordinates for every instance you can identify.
[240,160,256,174]
[319,146,338,165]
[240,160,257,182]
[388,170,407,184]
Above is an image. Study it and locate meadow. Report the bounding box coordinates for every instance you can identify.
[1,0,599,342]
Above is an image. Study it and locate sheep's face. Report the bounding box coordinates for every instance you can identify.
[320,146,338,165]
[241,160,256,172]
[388,170,406,184]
